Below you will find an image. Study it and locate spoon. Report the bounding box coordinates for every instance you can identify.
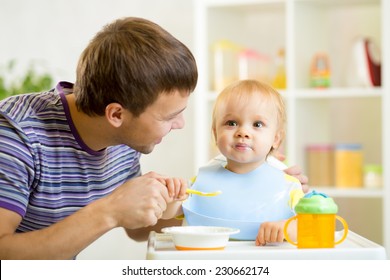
[186,189,222,197]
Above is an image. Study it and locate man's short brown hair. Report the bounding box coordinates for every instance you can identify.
[74,17,198,117]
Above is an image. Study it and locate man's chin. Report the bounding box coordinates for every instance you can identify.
[137,145,155,154]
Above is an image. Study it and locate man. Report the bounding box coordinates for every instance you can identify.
[0,17,307,259]
[0,17,196,259]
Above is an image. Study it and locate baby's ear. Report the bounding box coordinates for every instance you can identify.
[212,127,218,143]
[272,130,283,150]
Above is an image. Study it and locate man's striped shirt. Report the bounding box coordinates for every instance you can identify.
[0,82,141,232]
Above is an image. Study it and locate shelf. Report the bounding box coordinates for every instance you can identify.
[203,0,380,7]
[206,87,382,101]
[203,0,284,8]
[194,0,389,255]
[294,0,380,6]
[313,187,384,198]
[294,87,382,99]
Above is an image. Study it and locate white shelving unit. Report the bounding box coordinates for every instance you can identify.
[193,0,389,257]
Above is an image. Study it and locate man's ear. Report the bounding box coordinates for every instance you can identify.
[105,103,125,128]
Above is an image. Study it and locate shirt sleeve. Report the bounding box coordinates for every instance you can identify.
[0,116,34,217]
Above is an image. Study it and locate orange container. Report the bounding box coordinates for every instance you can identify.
[306,144,334,187]
[334,144,363,187]
[284,213,348,248]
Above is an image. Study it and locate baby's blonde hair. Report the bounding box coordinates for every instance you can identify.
[212,79,286,153]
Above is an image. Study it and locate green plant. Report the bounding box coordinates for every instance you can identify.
[0,60,53,100]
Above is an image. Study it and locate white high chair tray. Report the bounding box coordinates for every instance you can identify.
[146,230,387,260]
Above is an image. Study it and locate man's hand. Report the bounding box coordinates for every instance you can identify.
[284,165,309,193]
[273,150,309,193]
[103,172,172,229]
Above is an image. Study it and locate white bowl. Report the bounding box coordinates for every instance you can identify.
[183,205,260,240]
[161,226,240,250]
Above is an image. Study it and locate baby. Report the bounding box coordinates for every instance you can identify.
[184,79,303,246]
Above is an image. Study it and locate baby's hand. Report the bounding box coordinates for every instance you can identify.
[156,177,188,220]
[255,220,286,246]
[156,177,189,201]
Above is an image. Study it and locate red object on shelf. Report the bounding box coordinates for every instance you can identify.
[364,39,381,86]
[350,38,381,87]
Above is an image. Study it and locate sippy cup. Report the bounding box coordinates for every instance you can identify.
[284,190,348,248]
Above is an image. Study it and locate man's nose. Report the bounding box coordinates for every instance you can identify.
[172,114,185,130]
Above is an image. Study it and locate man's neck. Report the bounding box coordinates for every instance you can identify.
[65,94,113,151]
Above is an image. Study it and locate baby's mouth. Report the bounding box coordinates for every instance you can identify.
[235,143,251,150]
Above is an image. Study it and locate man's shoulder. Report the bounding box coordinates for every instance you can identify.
[0,90,60,123]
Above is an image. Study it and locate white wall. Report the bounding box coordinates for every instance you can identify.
[0,0,195,259]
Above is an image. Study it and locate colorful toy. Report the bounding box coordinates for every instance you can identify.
[310,53,331,88]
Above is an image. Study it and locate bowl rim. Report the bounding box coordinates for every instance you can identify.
[161,226,240,236]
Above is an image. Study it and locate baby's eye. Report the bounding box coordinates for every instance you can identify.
[253,121,263,128]
[225,120,237,126]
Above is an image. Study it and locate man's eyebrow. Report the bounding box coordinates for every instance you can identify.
[167,107,186,118]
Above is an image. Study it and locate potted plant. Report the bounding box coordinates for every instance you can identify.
[0,60,53,100]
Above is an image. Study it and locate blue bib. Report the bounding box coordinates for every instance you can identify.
[183,162,302,240]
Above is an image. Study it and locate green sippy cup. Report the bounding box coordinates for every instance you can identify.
[284,190,348,248]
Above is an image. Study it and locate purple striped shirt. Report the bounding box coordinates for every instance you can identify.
[0,82,141,232]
